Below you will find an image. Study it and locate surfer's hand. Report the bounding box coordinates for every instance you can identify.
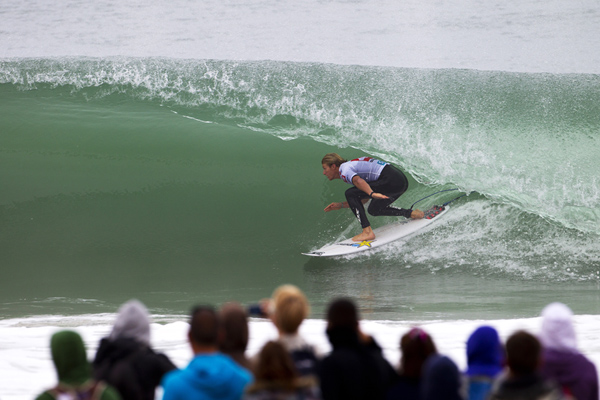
[411,209,425,219]
[324,202,343,212]
[370,192,389,200]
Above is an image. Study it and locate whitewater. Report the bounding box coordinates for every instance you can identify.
[1,0,600,399]
[4,313,600,400]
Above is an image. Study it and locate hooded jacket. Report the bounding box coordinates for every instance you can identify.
[539,302,598,400]
[36,330,121,400]
[109,300,151,345]
[161,353,253,400]
[465,326,504,400]
[93,300,176,400]
[466,326,504,378]
[94,337,176,400]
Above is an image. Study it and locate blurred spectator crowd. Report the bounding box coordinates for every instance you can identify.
[36,285,598,400]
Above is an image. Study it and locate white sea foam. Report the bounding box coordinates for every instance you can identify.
[2,314,600,400]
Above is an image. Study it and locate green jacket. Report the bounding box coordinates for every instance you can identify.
[36,330,121,400]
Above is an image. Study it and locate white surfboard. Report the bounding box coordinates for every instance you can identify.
[302,205,449,257]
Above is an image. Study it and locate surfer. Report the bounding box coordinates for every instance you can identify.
[322,153,424,242]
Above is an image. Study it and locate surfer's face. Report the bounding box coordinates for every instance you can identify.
[322,163,339,180]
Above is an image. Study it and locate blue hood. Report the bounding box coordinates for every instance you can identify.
[466,326,504,377]
[162,353,252,400]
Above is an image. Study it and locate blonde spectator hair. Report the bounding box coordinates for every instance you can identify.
[272,285,310,334]
[321,153,347,167]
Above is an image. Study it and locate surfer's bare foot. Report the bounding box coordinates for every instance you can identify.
[411,209,424,219]
[352,227,376,242]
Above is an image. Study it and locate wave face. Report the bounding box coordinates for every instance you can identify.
[1,58,600,318]
[3,57,598,232]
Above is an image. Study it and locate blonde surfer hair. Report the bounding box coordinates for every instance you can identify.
[322,153,347,167]
[271,284,310,334]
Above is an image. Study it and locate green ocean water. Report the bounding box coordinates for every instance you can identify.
[1,58,600,321]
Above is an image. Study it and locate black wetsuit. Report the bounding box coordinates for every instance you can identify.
[345,164,412,228]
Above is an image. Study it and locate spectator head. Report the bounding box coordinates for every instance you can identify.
[466,326,504,378]
[325,298,361,348]
[326,297,359,331]
[421,355,463,400]
[188,305,220,352]
[505,330,541,376]
[400,327,437,378]
[540,302,577,352]
[219,302,250,368]
[271,285,310,335]
[253,341,298,389]
[109,299,151,346]
[50,330,92,386]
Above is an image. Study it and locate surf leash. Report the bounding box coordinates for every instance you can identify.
[409,188,460,210]
[442,193,468,207]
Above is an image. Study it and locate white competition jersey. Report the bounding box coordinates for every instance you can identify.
[339,157,388,184]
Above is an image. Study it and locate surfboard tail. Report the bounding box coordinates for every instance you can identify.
[424,205,445,219]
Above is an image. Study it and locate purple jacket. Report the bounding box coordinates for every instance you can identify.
[541,348,598,400]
